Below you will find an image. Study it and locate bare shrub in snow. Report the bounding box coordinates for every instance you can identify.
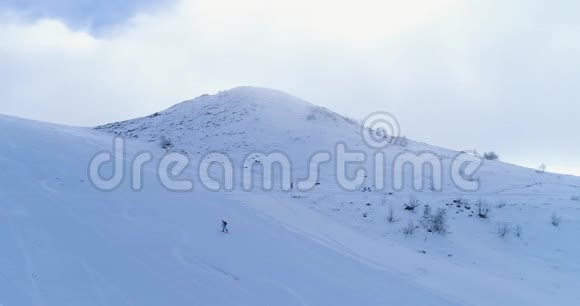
[422,204,432,220]
[421,205,433,232]
[404,195,420,212]
[386,206,400,223]
[551,212,562,227]
[515,224,523,238]
[403,221,417,236]
[476,199,490,219]
[482,151,499,161]
[536,163,547,174]
[497,223,511,238]
[432,208,448,235]
[571,195,580,201]
[421,205,447,235]
[160,135,173,150]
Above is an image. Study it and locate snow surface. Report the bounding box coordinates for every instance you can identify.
[1,86,580,305]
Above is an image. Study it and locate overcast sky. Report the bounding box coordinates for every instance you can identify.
[0,0,578,175]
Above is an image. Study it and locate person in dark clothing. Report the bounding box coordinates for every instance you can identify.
[221,220,229,233]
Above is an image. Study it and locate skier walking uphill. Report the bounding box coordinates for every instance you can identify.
[221,220,229,233]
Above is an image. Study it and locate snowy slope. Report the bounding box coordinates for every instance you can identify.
[1,87,579,306]
[94,87,580,305]
[0,115,460,306]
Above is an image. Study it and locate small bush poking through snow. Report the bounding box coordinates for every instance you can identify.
[515,225,523,238]
[476,199,490,219]
[497,223,511,238]
[403,221,417,236]
[421,205,447,235]
[160,135,173,150]
[551,212,562,227]
[386,206,400,223]
[482,151,499,161]
[536,163,547,174]
[571,195,580,201]
[421,204,433,232]
[404,195,420,212]
[432,208,448,235]
[422,204,432,221]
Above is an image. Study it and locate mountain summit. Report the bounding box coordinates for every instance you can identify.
[96,87,360,154]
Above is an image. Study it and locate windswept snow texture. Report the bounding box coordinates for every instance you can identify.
[1,87,580,306]
[95,87,580,306]
[0,115,457,306]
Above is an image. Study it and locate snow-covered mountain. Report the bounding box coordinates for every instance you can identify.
[1,87,579,306]
[96,86,580,194]
[95,87,362,157]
